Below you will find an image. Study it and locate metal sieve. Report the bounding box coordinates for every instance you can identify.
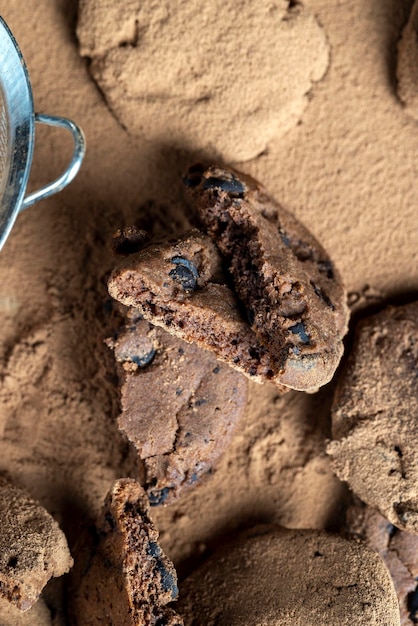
[0,16,86,251]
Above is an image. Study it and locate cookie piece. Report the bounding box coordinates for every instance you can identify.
[346,500,418,625]
[327,301,418,533]
[69,479,183,626]
[107,316,248,505]
[397,1,418,120]
[177,526,400,625]
[185,164,349,391]
[0,476,73,611]
[108,229,289,391]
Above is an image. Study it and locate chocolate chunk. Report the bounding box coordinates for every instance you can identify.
[169,256,199,291]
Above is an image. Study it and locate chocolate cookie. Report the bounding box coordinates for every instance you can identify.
[108,229,288,391]
[327,301,418,533]
[177,525,400,625]
[69,479,183,626]
[107,316,248,505]
[0,476,73,611]
[184,164,349,391]
[345,500,418,625]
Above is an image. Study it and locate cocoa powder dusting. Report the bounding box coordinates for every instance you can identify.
[0,0,417,624]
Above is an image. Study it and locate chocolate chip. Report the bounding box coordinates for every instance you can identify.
[317,259,335,280]
[130,350,156,367]
[155,558,178,598]
[279,229,290,247]
[311,281,335,310]
[289,322,310,344]
[169,256,199,291]
[148,487,171,506]
[203,175,245,197]
[146,541,161,558]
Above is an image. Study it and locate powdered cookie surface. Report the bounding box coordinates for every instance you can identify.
[69,479,183,626]
[397,1,418,120]
[328,301,418,533]
[185,165,349,391]
[107,316,248,505]
[346,500,418,626]
[76,0,329,161]
[177,526,400,625]
[0,477,72,611]
[108,229,289,391]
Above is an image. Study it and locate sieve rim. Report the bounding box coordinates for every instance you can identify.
[0,16,35,252]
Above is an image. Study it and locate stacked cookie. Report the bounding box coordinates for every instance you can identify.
[109,164,349,394]
[106,164,349,507]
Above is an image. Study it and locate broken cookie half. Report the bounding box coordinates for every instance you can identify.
[108,229,290,391]
[185,164,349,391]
[69,478,183,626]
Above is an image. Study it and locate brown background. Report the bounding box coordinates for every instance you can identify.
[0,0,417,621]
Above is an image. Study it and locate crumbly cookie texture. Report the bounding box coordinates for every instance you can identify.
[108,229,289,391]
[345,499,418,626]
[185,164,349,391]
[397,0,418,119]
[177,525,400,625]
[0,476,73,611]
[69,479,183,626]
[107,316,248,505]
[328,301,418,533]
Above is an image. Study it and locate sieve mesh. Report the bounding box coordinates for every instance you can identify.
[0,87,8,191]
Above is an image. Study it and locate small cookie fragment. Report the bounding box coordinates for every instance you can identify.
[185,164,349,391]
[0,477,73,611]
[397,1,418,119]
[346,500,418,625]
[328,301,418,533]
[107,317,248,505]
[177,526,400,625]
[108,229,288,391]
[69,479,183,626]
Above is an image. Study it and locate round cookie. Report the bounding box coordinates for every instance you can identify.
[345,500,418,625]
[107,315,248,505]
[108,229,289,391]
[185,164,349,391]
[177,526,400,625]
[76,0,329,161]
[327,301,418,533]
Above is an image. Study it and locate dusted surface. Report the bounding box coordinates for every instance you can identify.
[0,0,417,622]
